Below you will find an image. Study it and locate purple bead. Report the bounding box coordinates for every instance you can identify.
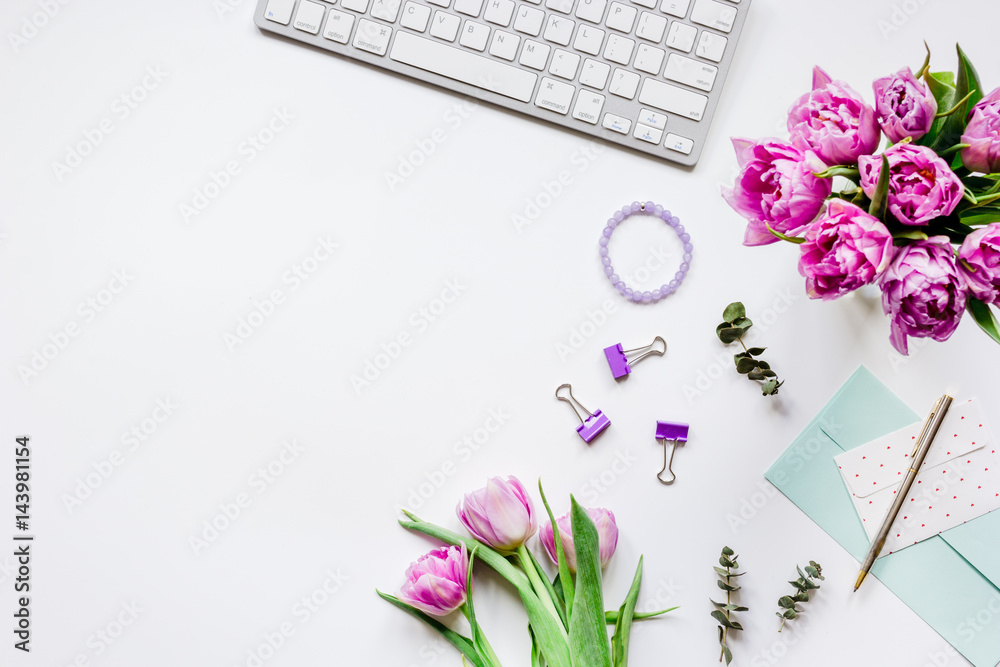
[653,204,663,215]
[599,236,610,247]
[667,217,679,227]
[614,211,625,221]
[680,233,690,242]
[675,224,685,234]
[624,287,633,297]
[609,274,619,283]
[661,210,672,220]
[680,262,689,272]
[683,243,693,252]
[603,227,613,238]
[642,291,653,303]
[601,256,612,266]
[630,201,641,212]
[661,284,670,293]
[620,206,631,216]
[651,288,662,299]
[599,247,609,257]
[669,279,679,289]
[632,292,644,302]
[604,266,614,276]
[675,270,685,280]
[683,253,692,262]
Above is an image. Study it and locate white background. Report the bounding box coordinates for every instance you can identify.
[2,0,998,666]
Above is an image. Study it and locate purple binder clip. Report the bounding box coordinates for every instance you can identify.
[556,384,610,444]
[603,336,666,380]
[655,421,689,485]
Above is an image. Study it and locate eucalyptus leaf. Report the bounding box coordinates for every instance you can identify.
[746,347,766,356]
[757,360,770,370]
[718,327,744,344]
[747,369,765,381]
[736,357,758,374]
[722,302,745,323]
[711,610,740,630]
[723,644,733,665]
[732,317,753,330]
[762,370,777,378]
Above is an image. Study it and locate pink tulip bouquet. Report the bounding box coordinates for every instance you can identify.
[378,476,675,667]
[723,45,1000,355]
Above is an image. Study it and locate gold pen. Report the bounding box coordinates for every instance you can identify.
[854,393,954,591]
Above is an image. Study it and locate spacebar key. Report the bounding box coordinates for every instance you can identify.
[390,31,538,103]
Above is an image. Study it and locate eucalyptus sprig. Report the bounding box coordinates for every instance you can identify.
[776,561,824,632]
[710,546,747,665]
[716,302,784,396]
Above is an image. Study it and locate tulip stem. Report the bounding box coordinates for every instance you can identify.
[462,605,503,667]
[517,545,564,629]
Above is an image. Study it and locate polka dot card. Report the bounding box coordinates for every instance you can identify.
[834,398,1000,556]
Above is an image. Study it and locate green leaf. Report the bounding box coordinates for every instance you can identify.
[713,567,730,578]
[722,302,745,323]
[711,610,740,630]
[921,70,957,148]
[782,609,797,620]
[736,357,757,374]
[812,165,860,180]
[732,317,753,330]
[719,556,734,568]
[610,557,643,667]
[721,547,734,556]
[967,298,1000,346]
[869,154,891,220]
[745,347,766,356]
[764,222,806,244]
[526,545,569,629]
[377,591,487,667]
[530,628,544,667]
[777,596,796,609]
[762,370,777,378]
[894,229,930,242]
[956,44,984,116]
[537,481,573,624]
[717,326,744,345]
[804,566,819,578]
[568,496,612,667]
[747,369,765,381]
[961,207,1000,226]
[756,360,770,370]
[464,547,502,667]
[717,581,738,592]
[605,606,678,624]
[723,644,733,665]
[762,379,783,396]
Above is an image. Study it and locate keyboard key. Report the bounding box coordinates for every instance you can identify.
[549,49,581,79]
[371,0,403,22]
[459,20,490,50]
[580,58,610,88]
[638,107,667,128]
[400,2,431,31]
[696,30,727,62]
[455,0,484,16]
[573,25,605,56]
[264,0,295,24]
[631,0,656,8]
[609,68,639,98]
[543,16,575,45]
[342,0,370,13]
[513,6,544,35]
[660,0,690,16]
[664,132,694,154]
[603,34,634,65]
[535,77,575,114]
[390,31,538,101]
[638,78,708,119]
[573,91,606,124]
[323,9,355,42]
[484,0,515,25]
[665,21,696,51]
[489,30,520,59]
[602,112,631,133]
[664,52,717,91]
[426,0,450,6]
[430,10,461,40]
[575,0,607,24]
[605,3,637,32]
[293,1,325,33]
[354,19,392,55]
[633,44,664,74]
[635,12,666,41]
[545,0,575,13]
[634,123,663,144]
[518,39,550,69]
[690,0,735,32]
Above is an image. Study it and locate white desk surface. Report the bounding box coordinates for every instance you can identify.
[2,0,998,665]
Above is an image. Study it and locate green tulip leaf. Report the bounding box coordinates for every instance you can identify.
[921,70,957,148]
[568,496,612,667]
[764,222,806,244]
[869,154,891,220]
[377,591,487,667]
[967,298,1000,346]
[526,545,569,629]
[539,481,574,620]
[961,207,1000,226]
[610,556,643,667]
[605,607,678,624]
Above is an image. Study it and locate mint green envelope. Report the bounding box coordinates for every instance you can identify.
[766,366,1000,667]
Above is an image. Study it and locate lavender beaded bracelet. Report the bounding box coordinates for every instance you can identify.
[599,200,692,304]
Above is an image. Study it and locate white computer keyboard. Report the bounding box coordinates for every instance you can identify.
[255,0,750,166]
